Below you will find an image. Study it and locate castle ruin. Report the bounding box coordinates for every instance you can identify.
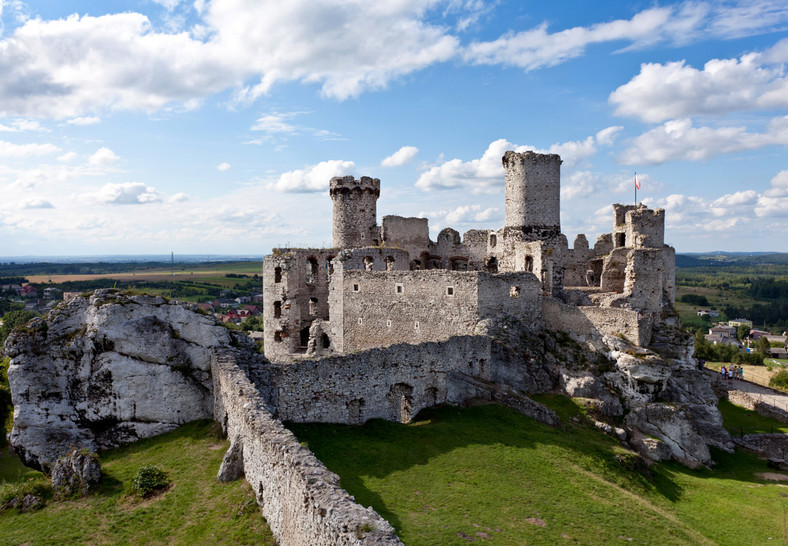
[263,151,675,361]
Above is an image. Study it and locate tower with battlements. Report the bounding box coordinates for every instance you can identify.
[329,176,380,249]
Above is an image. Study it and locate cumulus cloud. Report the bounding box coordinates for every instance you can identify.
[757,170,788,217]
[381,145,419,167]
[88,147,120,167]
[561,171,596,200]
[419,204,500,227]
[415,130,617,192]
[610,52,788,122]
[66,116,101,126]
[272,159,355,192]
[217,162,231,171]
[169,192,190,203]
[0,140,59,157]
[19,198,54,209]
[0,119,44,132]
[619,116,788,165]
[87,182,161,205]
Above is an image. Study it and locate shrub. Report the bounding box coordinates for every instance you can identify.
[770,369,788,391]
[0,477,52,511]
[131,464,169,498]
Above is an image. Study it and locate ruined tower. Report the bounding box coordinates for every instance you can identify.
[502,151,561,238]
[330,175,380,249]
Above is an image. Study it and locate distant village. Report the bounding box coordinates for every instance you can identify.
[0,281,264,332]
[698,310,788,359]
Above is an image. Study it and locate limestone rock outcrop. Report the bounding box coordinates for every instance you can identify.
[5,289,243,471]
[51,449,102,497]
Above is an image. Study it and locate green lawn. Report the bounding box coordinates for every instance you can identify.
[718,399,788,435]
[290,399,788,545]
[0,421,275,545]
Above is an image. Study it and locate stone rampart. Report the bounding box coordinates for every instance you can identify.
[542,298,652,346]
[269,336,493,424]
[727,389,788,423]
[211,348,401,545]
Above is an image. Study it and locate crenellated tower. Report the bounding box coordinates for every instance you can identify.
[502,151,561,239]
[329,175,380,248]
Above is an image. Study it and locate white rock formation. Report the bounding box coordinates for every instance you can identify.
[5,289,237,471]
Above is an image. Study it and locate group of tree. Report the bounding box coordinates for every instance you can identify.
[694,328,767,365]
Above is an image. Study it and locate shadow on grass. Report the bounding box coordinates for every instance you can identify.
[287,400,688,531]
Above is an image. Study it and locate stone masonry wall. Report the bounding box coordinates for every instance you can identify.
[269,336,494,425]
[211,348,402,545]
[542,298,652,346]
[328,267,541,353]
[502,151,561,234]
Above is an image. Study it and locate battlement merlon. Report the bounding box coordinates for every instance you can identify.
[329,175,381,197]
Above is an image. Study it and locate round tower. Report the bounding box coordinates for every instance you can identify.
[502,151,562,238]
[329,175,380,248]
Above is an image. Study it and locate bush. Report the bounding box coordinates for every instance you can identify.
[770,369,788,391]
[0,477,52,511]
[131,464,169,498]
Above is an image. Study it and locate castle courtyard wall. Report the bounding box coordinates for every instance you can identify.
[211,348,402,545]
[542,298,653,346]
[269,336,494,424]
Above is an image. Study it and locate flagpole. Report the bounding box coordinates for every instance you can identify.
[634,171,637,205]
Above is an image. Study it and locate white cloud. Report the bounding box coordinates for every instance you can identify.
[0,140,59,157]
[420,204,499,227]
[619,116,788,165]
[561,171,595,200]
[66,116,101,126]
[151,0,183,11]
[0,119,44,131]
[19,198,54,209]
[610,52,788,123]
[463,2,788,71]
[272,159,355,193]
[87,182,161,205]
[415,130,616,191]
[382,145,419,167]
[58,152,77,162]
[169,192,190,203]
[88,147,120,167]
[251,112,301,134]
[217,162,231,171]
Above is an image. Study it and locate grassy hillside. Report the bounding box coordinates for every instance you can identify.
[3,399,787,545]
[290,398,788,545]
[0,421,275,545]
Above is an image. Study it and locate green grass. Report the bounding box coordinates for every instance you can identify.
[0,420,275,545]
[718,399,788,435]
[289,400,788,545]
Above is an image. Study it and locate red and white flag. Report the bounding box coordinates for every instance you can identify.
[634,173,641,190]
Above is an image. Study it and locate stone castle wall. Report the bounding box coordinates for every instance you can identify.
[328,266,541,353]
[542,298,653,346]
[269,336,493,425]
[211,349,402,545]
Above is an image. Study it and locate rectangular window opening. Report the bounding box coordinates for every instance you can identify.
[395,283,404,294]
[353,283,360,292]
[446,286,454,296]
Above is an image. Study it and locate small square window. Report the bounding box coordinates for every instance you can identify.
[446,286,454,296]
[414,321,420,330]
[395,283,404,294]
[353,284,360,292]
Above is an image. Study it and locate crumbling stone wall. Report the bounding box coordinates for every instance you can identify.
[269,336,494,424]
[211,349,401,545]
[542,298,653,347]
[328,265,541,353]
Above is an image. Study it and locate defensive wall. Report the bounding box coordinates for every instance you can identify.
[327,266,542,353]
[211,348,402,545]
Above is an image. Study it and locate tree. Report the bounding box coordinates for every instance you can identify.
[756,336,771,358]
[736,324,750,341]
[0,310,38,347]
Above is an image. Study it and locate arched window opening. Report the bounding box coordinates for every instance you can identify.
[321,333,330,349]
[525,255,534,273]
[384,256,395,271]
[615,233,626,248]
[309,297,318,315]
[363,256,374,271]
[490,234,497,248]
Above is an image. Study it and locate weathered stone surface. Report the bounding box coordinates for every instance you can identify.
[212,348,402,545]
[5,289,238,470]
[51,449,101,497]
[734,433,788,460]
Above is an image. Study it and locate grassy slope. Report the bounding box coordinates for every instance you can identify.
[0,421,275,545]
[290,398,788,545]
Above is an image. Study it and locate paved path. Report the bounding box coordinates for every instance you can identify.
[706,369,788,414]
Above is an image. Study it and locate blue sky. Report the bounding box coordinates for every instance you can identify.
[1,0,787,256]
